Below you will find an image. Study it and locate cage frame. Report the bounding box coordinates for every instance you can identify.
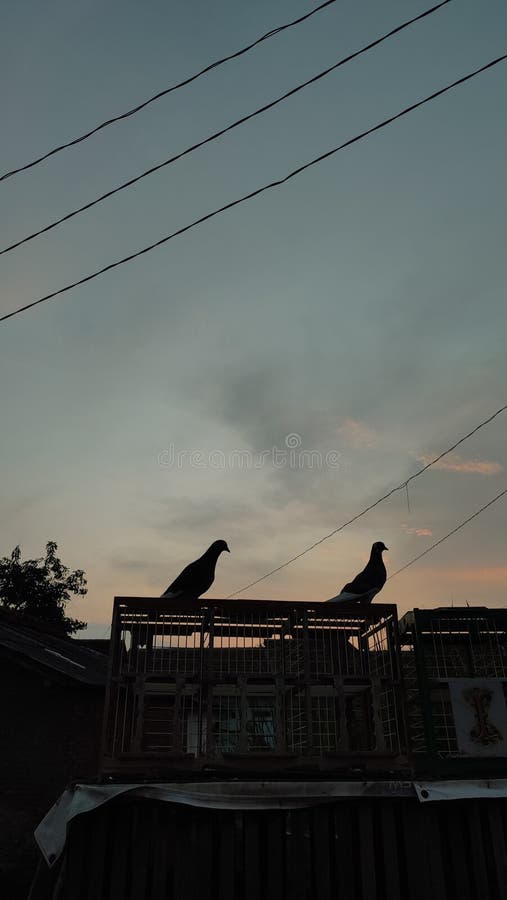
[399,607,507,777]
[101,597,408,779]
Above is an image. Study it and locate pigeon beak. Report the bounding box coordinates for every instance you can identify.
[225,545,230,553]
[384,545,389,551]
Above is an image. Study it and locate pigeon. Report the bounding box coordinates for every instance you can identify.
[161,540,230,598]
[327,541,388,604]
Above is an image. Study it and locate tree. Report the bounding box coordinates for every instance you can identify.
[0,541,87,635]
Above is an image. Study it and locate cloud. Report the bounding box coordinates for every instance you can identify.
[420,566,507,586]
[401,524,433,537]
[335,418,377,449]
[416,453,503,475]
[109,557,153,572]
[149,495,260,536]
[171,363,355,511]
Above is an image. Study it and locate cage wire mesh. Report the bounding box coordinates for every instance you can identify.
[103,600,404,768]
[400,609,507,758]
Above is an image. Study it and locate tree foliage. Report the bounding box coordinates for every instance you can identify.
[0,541,87,635]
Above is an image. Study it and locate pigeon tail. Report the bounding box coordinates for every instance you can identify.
[327,587,379,605]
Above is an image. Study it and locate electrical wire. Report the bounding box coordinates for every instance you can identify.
[1,52,505,326]
[226,403,507,597]
[388,487,507,580]
[0,0,453,256]
[94,473,506,636]
[97,486,507,634]
[0,0,337,183]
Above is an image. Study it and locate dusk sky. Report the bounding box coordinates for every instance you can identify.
[1,0,506,637]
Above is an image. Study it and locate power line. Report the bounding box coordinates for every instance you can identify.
[388,487,507,580]
[98,484,507,633]
[1,52,506,326]
[0,0,453,257]
[0,0,337,184]
[226,403,507,597]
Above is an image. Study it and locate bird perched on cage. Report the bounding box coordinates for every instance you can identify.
[161,540,230,599]
[327,541,388,604]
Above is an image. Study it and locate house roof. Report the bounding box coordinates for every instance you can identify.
[0,613,107,687]
[77,638,111,655]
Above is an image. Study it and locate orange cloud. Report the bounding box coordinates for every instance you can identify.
[416,453,502,475]
[336,418,377,449]
[419,566,507,586]
[402,524,433,537]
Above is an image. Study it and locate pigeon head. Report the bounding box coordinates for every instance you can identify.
[208,539,230,555]
[372,541,388,553]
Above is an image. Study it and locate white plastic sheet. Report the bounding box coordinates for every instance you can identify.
[415,779,507,803]
[37,778,507,866]
[35,780,415,866]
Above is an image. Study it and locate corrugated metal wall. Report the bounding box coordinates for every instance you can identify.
[56,796,507,900]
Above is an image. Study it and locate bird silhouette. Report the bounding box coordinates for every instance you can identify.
[327,541,388,604]
[161,540,230,598]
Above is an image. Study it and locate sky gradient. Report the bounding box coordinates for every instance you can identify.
[1,0,506,637]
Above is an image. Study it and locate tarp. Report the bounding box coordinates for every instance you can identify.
[415,779,507,803]
[35,780,415,866]
[35,778,507,866]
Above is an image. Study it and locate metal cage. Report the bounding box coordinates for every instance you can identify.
[101,598,407,776]
[399,607,507,775]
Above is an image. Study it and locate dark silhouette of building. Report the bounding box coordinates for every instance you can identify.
[0,610,106,898]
